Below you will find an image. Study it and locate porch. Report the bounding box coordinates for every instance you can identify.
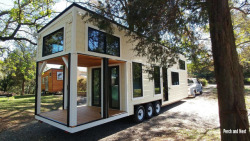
[35,53,128,127]
[40,106,125,125]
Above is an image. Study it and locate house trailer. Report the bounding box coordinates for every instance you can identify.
[41,68,63,94]
[35,3,188,133]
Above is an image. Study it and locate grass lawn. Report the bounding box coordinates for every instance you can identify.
[0,94,62,133]
[0,86,249,140]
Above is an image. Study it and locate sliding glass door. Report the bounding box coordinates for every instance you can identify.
[91,66,120,109]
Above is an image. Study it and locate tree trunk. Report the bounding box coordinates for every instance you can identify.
[207,0,249,140]
[21,79,25,95]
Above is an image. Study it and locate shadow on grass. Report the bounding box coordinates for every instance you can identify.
[14,95,35,99]
[0,101,189,141]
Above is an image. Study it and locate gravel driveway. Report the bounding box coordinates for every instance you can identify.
[0,88,221,141]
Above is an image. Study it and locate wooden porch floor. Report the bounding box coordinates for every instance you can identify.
[39,106,124,125]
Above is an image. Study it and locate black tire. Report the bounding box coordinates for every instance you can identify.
[200,91,203,94]
[153,101,161,116]
[145,103,154,119]
[133,105,145,123]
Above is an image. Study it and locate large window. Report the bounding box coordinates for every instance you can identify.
[133,62,143,98]
[154,66,161,94]
[88,27,120,56]
[179,59,185,70]
[171,72,179,85]
[43,28,64,57]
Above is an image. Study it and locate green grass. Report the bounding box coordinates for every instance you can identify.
[155,88,160,94]
[133,89,142,97]
[176,128,220,140]
[0,94,62,133]
[245,87,250,109]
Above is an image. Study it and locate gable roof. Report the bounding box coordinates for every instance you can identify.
[38,2,176,51]
[38,2,129,33]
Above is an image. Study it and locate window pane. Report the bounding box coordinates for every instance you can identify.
[133,63,143,97]
[154,66,161,94]
[88,27,120,57]
[110,67,119,109]
[92,69,101,106]
[171,72,179,85]
[43,28,64,57]
[179,60,185,70]
[106,34,120,56]
[88,28,105,53]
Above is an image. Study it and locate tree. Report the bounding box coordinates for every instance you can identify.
[1,42,36,95]
[0,0,55,47]
[239,46,250,77]
[69,0,249,140]
[207,0,249,140]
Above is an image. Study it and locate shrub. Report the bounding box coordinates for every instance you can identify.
[199,78,208,86]
[244,78,250,83]
[77,78,87,92]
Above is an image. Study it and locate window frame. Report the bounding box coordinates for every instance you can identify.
[88,27,120,57]
[154,66,161,94]
[132,62,143,98]
[42,27,64,57]
[171,72,179,85]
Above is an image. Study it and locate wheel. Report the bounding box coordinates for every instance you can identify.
[133,105,145,123]
[153,101,161,116]
[200,91,203,94]
[145,103,154,119]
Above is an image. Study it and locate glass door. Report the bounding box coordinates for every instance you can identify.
[109,66,120,109]
[92,68,101,107]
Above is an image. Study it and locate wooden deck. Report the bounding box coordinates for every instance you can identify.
[39,106,124,125]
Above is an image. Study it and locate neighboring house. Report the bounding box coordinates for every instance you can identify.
[34,3,188,133]
[41,68,87,94]
[41,68,63,93]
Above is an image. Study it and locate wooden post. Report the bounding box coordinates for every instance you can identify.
[67,53,78,127]
[36,62,43,115]
[63,65,68,110]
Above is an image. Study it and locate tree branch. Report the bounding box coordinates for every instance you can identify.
[236,40,250,47]
[230,7,250,15]
[0,11,9,17]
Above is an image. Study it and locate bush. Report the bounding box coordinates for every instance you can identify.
[244,77,250,84]
[244,78,250,83]
[77,78,87,92]
[199,78,208,87]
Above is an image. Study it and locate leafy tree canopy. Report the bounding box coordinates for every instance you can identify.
[0,0,55,47]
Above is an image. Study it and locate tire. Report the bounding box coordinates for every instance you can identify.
[153,101,161,116]
[133,105,145,123]
[145,103,154,119]
[200,91,203,94]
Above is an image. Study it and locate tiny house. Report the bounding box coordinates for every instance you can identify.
[41,68,63,94]
[35,3,188,133]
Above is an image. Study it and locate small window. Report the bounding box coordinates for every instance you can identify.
[179,60,185,70]
[49,72,52,77]
[154,66,161,94]
[133,62,143,98]
[43,28,64,57]
[171,72,179,85]
[88,27,120,56]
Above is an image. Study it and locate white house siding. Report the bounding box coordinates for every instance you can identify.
[37,11,73,61]
[38,6,188,116]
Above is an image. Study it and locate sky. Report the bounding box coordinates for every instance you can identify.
[0,0,71,12]
[0,0,72,60]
